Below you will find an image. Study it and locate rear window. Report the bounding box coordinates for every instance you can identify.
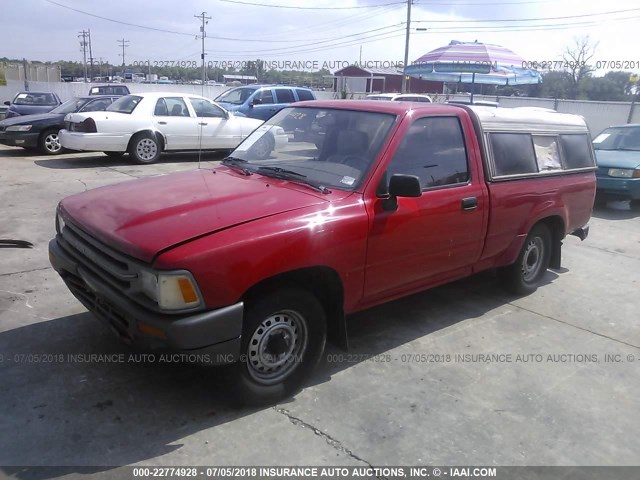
[275,88,295,103]
[490,133,538,176]
[560,134,595,169]
[106,95,142,114]
[295,89,315,101]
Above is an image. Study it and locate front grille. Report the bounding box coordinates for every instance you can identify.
[58,222,138,293]
[65,273,133,342]
[596,167,609,176]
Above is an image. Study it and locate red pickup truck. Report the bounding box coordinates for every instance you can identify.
[49,101,596,404]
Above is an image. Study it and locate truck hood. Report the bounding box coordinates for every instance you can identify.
[594,149,640,169]
[60,169,329,263]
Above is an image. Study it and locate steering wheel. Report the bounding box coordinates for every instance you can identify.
[340,155,369,171]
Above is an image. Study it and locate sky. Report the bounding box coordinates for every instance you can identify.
[3,0,640,75]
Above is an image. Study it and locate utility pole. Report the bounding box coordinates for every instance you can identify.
[88,29,94,82]
[195,12,211,84]
[401,0,412,93]
[117,38,130,79]
[78,30,89,82]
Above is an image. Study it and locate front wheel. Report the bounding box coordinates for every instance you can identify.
[234,288,326,405]
[39,129,64,155]
[248,134,274,160]
[499,223,552,295]
[129,133,161,164]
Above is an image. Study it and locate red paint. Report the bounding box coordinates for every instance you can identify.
[60,102,596,314]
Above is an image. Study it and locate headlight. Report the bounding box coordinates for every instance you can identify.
[608,168,638,178]
[6,125,32,132]
[56,210,66,233]
[140,270,202,311]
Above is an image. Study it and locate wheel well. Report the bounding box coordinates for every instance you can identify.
[39,127,59,141]
[536,216,565,269]
[242,267,348,350]
[126,130,165,152]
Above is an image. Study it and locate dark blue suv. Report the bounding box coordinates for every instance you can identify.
[214,85,315,121]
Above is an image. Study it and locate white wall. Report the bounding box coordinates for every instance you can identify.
[1,80,638,135]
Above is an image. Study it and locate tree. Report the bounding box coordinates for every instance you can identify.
[563,35,598,99]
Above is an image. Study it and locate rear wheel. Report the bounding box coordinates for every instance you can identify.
[499,224,552,295]
[39,129,64,155]
[248,134,274,160]
[129,133,161,164]
[233,288,326,405]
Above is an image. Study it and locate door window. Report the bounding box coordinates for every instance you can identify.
[156,97,190,117]
[387,117,470,189]
[274,88,295,103]
[81,98,113,112]
[254,89,274,105]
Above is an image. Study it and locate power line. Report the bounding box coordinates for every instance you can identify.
[411,7,640,23]
[218,0,404,10]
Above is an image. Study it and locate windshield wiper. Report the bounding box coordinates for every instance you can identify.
[222,156,252,176]
[256,166,331,194]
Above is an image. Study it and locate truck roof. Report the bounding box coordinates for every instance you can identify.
[294,100,589,133]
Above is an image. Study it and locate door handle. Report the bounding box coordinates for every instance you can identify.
[461,197,478,210]
[158,121,167,125]
[198,122,208,126]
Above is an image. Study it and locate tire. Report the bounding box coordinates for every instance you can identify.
[39,129,64,155]
[630,199,640,211]
[248,134,274,160]
[129,133,161,164]
[103,151,124,158]
[233,288,327,405]
[499,223,552,295]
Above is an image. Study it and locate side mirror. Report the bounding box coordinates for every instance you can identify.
[383,174,421,211]
[3,101,9,106]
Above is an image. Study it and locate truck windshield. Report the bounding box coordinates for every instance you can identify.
[224,107,397,191]
[593,126,640,151]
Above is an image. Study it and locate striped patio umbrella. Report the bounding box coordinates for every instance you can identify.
[404,40,542,101]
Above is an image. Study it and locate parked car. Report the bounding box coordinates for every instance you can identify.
[0,96,119,154]
[214,85,316,121]
[49,102,595,404]
[88,84,130,96]
[592,124,640,208]
[3,91,62,119]
[59,92,284,164]
[366,93,432,102]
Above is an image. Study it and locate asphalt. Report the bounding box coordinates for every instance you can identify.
[0,144,638,477]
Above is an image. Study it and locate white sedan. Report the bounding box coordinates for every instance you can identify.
[59,92,286,164]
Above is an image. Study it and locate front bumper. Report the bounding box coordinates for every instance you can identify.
[49,237,243,365]
[0,131,39,148]
[59,129,129,152]
[595,176,640,200]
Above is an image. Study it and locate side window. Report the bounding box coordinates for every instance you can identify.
[81,98,112,112]
[275,88,295,103]
[295,89,314,101]
[490,133,538,176]
[254,89,274,105]
[163,97,190,117]
[154,98,169,116]
[188,98,225,117]
[387,117,470,189]
[532,135,562,171]
[559,134,595,169]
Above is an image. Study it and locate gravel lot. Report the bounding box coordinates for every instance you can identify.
[0,145,638,476]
